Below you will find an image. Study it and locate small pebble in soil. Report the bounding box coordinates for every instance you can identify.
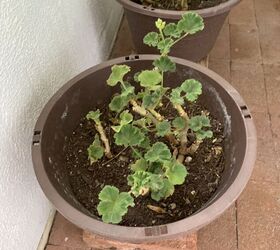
[185,156,192,163]
[169,203,176,210]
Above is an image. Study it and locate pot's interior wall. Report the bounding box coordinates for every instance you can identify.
[41,58,247,221]
[0,1,123,249]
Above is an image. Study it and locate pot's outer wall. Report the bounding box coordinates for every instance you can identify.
[117,0,241,62]
[32,55,256,243]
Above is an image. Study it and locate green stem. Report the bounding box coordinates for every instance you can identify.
[130,146,143,159]
[159,28,165,41]
[120,81,127,90]
[171,32,189,47]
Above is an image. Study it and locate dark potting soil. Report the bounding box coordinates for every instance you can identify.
[132,0,229,11]
[63,97,225,227]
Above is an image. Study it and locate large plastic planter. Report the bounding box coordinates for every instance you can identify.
[116,0,240,62]
[32,55,256,243]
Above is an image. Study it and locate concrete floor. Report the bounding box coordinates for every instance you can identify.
[46,0,280,249]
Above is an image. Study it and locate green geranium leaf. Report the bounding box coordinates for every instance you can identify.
[157,38,174,55]
[134,72,140,82]
[87,134,104,164]
[177,12,204,35]
[112,110,133,132]
[151,178,174,201]
[181,79,202,102]
[156,120,171,137]
[139,136,151,149]
[142,89,163,109]
[149,174,165,193]
[145,142,171,163]
[128,171,165,198]
[165,160,188,185]
[121,85,135,97]
[86,110,101,123]
[120,110,133,124]
[153,56,176,72]
[143,32,159,47]
[107,65,131,86]
[189,115,210,132]
[138,70,162,89]
[131,158,148,172]
[109,95,129,113]
[170,88,184,105]
[196,130,213,140]
[163,23,180,38]
[114,124,145,147]
[172,117,186,130]
[97,185,134,224]
[128,171,151,197]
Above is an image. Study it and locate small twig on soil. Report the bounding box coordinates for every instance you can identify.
[102,147,128,166]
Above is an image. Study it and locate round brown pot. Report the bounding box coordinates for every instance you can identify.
[116,0,240,62]
[32,55,256,243]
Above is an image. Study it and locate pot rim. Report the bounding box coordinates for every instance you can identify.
[116,0,241,18]
[32,55,256,243]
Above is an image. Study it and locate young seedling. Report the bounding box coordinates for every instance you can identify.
[86,12,214,224]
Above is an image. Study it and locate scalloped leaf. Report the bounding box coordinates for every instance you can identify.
[157,38,174,55]
[177,12,204,35]
[131,158,148,172]
[109,95,129,113]
[189,115,210,132]
[97,185,134,224]
[143,32,159,47]
[107,65,131,86]
[196,129,213,140]
[128,171,151,197]
[163,23,180,38]
[87,134,104,164]
[142,89,163,109]
[153,56,176,72]
[172,117,186,130]
[181,79,202,102]
[170,88,184,105]
[165,160,188,185]
[151,178,174,201]
[144,142,171,163]
[138,70,162,89]
[114,124,145,147]
[111,110,133,132]
[156,120,171,137]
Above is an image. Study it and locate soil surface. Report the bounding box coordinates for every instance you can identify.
[132,0,229,11]
[63,96,225,227]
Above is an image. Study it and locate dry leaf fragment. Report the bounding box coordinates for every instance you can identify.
[147,205,166,214]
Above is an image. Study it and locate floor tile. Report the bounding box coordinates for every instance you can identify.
[229,0,257,26]
[237,180,280,250]
[230,24,261,64]
[48,213,90,249]
[258,25,280,64]
[230,62,267,112]
[254,0,280,26]
[198,205,237,250]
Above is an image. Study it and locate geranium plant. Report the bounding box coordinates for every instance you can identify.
[86,12,212,224]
